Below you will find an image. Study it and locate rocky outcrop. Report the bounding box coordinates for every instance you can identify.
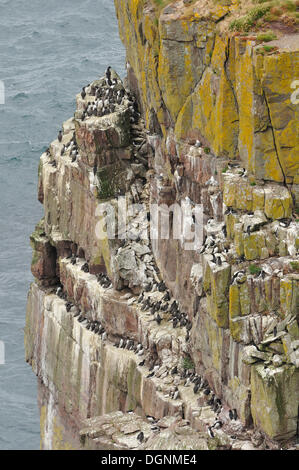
[25,0,299,450]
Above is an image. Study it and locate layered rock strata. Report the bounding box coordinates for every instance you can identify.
[25,0,299,450]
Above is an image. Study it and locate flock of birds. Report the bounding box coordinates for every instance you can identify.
[56,256,112,340]
[40,61,299,450]
[132,372,239,443]
[49,66,267,445]
[54,254,241,442]
[52,66,148,171]
[57,130,80,164]
[134,282,192,341]
[78,66,140,123]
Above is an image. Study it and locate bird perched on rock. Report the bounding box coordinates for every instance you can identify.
[58,130,62,142]
[137,431,144,443]
[105,66,112,81]
[213,420,223,429]
[184,378,191,387]
[81,262,89,273]
[56,286,62,296]
[206,176,218,187]
[157,281,166,292]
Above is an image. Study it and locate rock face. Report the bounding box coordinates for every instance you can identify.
[25,1,299,450]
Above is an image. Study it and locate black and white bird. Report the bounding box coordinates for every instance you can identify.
[213,420,223,430]
[106,66,112,80]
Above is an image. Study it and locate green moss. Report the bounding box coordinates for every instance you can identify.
[97,167,118,200]
[290,261,299,272]
[31,247,40,266]
[32,218,46,238]
[230,1,299,31]
[263,45,275,52]
[182,356,195,370]
[249,264,262,275]
[230,5,271,31]
[257,31,277,42]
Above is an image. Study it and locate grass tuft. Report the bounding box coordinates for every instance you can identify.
[249,264,262,275]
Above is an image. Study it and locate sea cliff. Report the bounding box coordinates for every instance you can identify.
[25,0,299,450]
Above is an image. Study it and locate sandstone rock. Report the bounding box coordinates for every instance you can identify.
[272,355,283,367]
[243,345,270,365]
[251,364,299,440]
[26,0,299,450]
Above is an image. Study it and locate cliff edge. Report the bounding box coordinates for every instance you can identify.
[25,0,299,450]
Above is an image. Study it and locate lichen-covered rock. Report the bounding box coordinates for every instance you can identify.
[25,0,299,450]
[251,364,299,440]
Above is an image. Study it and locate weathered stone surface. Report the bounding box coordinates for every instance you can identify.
[251,364,299,440]
[30,220,57,285]
[79,411,222,450]
[25,0,299,450]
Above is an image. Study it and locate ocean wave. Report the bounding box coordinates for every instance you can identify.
[12,92,29,101]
